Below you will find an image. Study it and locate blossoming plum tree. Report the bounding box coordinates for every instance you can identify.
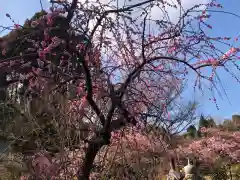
[177,127,240,166]
[1,0,240,179]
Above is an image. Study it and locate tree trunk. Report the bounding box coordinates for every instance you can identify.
[0,72,7,101]
[77,141,104,180]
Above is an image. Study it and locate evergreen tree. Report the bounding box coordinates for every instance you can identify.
[207,117,216,128]
[198,114,209,129]
[187,125,198,138]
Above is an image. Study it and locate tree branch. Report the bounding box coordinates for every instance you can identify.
[90,0,156,38]
[118,56,205,101]
[142,12,148,62]
[77,53,105,126]
[66,0,78,23]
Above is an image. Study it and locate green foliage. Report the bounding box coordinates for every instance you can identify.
[211,158,230,180]
[198,115,216,131]
[186,125,198,138]
[211,163,240,180]
[230,164,240,179]
[199,114,209,129]
[0,153,27,180]
[207,118,216,128]
[25,11,47,26]
[212,166,228,180]
[0,103,17,131]
[197,116,216,137]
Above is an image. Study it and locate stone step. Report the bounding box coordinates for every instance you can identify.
[0,164,7,173]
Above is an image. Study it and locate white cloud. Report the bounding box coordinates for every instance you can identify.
[73,0,210,22]
[64,0,211,41]
[150,0,210,23]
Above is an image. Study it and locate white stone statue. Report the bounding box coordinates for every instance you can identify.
[183,158,203,180]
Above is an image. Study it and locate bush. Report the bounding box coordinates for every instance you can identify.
[212,166,228,180]
[211,158,229,180]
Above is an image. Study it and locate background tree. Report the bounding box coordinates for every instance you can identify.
[198,114,209,129]
[186,125,198,139]
[179,128,240,162]
[207,117,216,128]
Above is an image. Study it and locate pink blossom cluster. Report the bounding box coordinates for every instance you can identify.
[193,47,240,68]
[21,149,86,179]
[222,47,240,59]
[177,128,240,164]
[111,126,167,153]
[69,94,88,112]
[21,127,167,179]
[31,8,65,28]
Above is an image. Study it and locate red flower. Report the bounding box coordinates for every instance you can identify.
[43,47,50,53]
[47,17,53,26]
[207,24,212,29]
[14,24,20,28]
[38,51,46,58]
[224,37,231,40]
[210,45,215,49]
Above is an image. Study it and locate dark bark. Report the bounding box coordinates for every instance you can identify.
[77,141,105,180]
[0,72,14,101]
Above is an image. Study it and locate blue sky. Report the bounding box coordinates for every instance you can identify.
[185,0,240,123]
[1,0,240,123]
[0,0,49,28]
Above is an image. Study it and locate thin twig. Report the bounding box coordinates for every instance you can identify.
[39,0,43,11]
